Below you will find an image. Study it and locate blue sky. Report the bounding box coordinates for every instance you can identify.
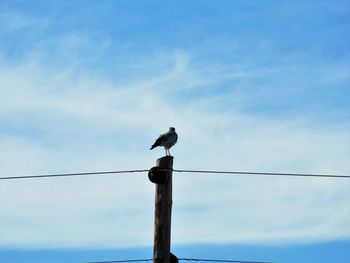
[1,0,350,262]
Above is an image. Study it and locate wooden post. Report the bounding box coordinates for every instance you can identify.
[153,156,173,263]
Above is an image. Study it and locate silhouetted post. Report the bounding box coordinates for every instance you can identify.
[153,156,173,263]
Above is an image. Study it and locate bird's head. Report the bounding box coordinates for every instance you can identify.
[169,127,176,132]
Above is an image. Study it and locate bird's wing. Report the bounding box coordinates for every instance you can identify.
[150,131,169,149]
[167,133,177,146]
[155,133,168,144]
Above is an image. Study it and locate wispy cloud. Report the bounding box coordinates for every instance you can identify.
[1,49,349,248]
[1,0,350,248]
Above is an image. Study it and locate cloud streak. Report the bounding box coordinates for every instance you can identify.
[1,0,350,248]
[1,49,349,248]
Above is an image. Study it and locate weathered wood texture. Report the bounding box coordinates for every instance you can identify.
[153,156,173,263]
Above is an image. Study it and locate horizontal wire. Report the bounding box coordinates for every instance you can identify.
[173,169,350,179]
[179,258,273,263]
[87,258,272,263]
[88,259,153,263]
[0,170,149,180]
[0,169,349,180]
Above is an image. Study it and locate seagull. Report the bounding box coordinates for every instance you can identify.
[150,127,178,156]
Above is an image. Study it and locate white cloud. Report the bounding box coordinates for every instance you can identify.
[0,51,349,248]
[0,11,48,33]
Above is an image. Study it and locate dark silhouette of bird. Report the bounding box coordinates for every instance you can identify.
[150,127,178,156]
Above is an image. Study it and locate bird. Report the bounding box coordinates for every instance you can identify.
[150,127,178,156]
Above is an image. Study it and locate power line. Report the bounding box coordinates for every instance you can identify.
[0,169,349,181]
[173,169,350,179]
[88,259,153,263]
[87,258,272,263]
[179,258,273,263]
[0,170,148,180]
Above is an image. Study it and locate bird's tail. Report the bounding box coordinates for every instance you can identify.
[150,142,160,150]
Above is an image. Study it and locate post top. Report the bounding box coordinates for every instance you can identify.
[156,156,174,169]
[157,156,174,162]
